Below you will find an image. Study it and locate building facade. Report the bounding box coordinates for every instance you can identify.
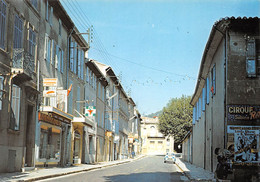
[189,17,260,180]
[141,117,174,155]
[0,0,141,172]
[0,0,40,172]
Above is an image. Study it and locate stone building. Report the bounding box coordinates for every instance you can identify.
[188,17,260,180]
[0,0,40,172]
[141,117,174,155]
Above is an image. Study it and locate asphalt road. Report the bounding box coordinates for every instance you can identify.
[39,156,187,182]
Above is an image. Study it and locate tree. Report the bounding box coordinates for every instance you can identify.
[158,95,193,144]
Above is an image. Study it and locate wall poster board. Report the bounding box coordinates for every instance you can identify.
[227,126,260,165]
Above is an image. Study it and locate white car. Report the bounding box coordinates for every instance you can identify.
[164,153,176,164]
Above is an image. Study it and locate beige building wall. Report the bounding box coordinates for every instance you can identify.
[141,117,174,155]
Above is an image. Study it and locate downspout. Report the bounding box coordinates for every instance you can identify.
[213,25,228,149]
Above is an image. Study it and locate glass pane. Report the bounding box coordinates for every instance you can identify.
[247,59,256,75]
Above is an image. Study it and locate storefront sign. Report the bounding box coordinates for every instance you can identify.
[38,112,61,126]
[43,78,57,87]
[227,105,260,121]
[51,113,70,124]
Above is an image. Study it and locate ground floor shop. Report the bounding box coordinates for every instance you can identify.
[36,111,72,167]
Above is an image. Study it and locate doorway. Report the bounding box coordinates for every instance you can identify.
[25,105,34,167]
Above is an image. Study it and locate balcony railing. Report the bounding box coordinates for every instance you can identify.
[12,48,35,81]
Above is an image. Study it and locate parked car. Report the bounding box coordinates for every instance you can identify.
[164,153,176,164]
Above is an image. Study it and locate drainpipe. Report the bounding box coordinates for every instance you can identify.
[214,26,227,149]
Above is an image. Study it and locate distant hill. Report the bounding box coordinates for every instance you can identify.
[146,110,162,118]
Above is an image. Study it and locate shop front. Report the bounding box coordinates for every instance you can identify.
[37,108,72,167]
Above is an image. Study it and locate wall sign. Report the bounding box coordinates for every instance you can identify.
[227,105,260,121]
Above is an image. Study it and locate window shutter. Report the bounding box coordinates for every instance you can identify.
[61,50,64,73]
[0,76,3,110]
[55,45,58,69]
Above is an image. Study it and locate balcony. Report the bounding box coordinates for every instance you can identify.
[11,49,36,84]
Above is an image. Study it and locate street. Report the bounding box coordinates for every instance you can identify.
[39,156,187,182]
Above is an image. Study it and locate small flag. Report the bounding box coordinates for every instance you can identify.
[67,84,72,96]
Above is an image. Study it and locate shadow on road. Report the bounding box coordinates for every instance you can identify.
[104,171,184,182]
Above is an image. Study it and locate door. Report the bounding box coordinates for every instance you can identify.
[8,150,16,172]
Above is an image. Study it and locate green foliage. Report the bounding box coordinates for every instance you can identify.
[158,95,193,144]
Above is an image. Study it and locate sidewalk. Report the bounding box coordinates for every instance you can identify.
[0,155,145,182]
[0,155,217,182]
[175,157,216,181]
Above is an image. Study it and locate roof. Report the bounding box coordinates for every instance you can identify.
[86,59,108,87]
[49,0,89,51]
[190,17,260,106]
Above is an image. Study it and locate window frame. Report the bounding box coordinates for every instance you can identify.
[11,84,21,131]
[13,14,24,49]
[0,0,7,49]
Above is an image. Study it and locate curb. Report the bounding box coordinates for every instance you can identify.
[21,156,146,182]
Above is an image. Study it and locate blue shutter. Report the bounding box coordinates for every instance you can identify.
[206,77,210,104]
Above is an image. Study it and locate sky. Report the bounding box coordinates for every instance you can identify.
[60,0,260,116]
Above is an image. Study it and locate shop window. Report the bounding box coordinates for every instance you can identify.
[39,126,61,160]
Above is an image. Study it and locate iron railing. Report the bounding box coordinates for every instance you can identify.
[12,48,35,77]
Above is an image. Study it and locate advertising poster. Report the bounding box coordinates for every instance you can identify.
[233,129,259,163]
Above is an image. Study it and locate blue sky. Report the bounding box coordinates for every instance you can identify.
[61,0,260,115]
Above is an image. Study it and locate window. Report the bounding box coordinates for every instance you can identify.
[45,0,48,21]
[56,45,63,72]
[196,102,199,121]
[73,42,77,74]
[0,0,7,49]
[58,19,62,36]
[69,40,74,71]
[49,6,53,26]
[202,86,206,111]
[198,97,202,118]
[77,49,81,77]
[30,0,38,10]
[211,65,216,97]
[246,39,256,77]
[45,35,51,62]
[192,107,196,124]
[0,76,3,110]
[86,67,89,82]
[13,14,23,49]
[68,80,73,114]
[77,86,80,113]
[10,84,21,130]
[28,27,36,61]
